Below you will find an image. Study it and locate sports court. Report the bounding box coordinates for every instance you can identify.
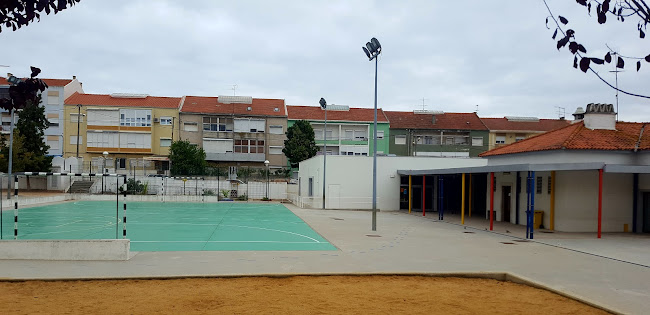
[0,201,336,251]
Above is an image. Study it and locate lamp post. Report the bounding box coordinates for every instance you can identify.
[5,74,21,199]
[264,160,270,200]
[319,97,327,210]
[102,151,108,194]
[362,37,381,231]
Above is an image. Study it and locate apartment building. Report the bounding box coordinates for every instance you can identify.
[481,116,571,151]
[178,95,288,169]
[286,105,390,156]
[385,110,489,157]
[63,92,181,173]
[1,76,84,156]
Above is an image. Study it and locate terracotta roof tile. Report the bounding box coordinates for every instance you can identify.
[287,105,389,123]
[481,117,570,132]
[64,92,181,109]
[480,121,650,157]
[384,111,487,130]
[1,77,73,87]
[180,96,286,116]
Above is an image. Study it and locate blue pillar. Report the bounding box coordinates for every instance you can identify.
[530,171,536,240]
[525,171,532,239]
[439,176,444,220]
[515,172,520,225]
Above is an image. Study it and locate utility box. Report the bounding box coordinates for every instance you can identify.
[534,210,544,229]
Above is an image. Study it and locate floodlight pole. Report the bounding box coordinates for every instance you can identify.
[7,108,15,199]
[322,105,327,210]
[76,104,81,158]
[371,56,378,231]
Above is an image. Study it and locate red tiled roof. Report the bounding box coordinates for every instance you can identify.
[384,111,487,130]
[480,121,650,157]
[287,105,389,123]
[481,117,570,132]
[64,92,181,109]
[1,77,73,87]
[180,96,286,116]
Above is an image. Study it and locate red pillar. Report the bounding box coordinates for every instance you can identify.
[598,169,603,238]
[422,175,426,216]
[490,172,494,230]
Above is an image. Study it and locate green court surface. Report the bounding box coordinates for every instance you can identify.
[0,201,337,252]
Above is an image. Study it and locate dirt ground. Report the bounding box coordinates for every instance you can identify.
[0,276,608,314]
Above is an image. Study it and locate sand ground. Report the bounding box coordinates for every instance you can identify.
[0,276,609,314]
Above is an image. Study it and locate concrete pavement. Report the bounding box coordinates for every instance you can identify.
[0,203,648,314]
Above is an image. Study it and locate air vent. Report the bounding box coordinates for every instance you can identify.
[247,106,252,111]
[274,107,279,112]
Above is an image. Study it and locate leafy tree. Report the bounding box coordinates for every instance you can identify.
[0,130,27,172]
[544,0,650,98]
[0,0,81,33]
[283,120,318,168]
[16,94,52,171]
[169,139,206,176]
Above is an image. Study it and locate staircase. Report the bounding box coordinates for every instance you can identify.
[67,180,95,193]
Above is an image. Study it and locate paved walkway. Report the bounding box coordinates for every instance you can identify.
[1,204,649,314]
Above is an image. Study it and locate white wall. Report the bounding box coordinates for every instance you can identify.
[298,156,487,210]
[487,150,636,166]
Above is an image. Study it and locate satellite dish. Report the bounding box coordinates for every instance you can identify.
[319,98,327,109]
[362,47,371,59]
[371,38,381,52]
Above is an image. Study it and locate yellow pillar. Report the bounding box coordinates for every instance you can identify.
[468,174,472,217]
[550,171,555,230]
[461,173,466,225]
[408,175,412,213]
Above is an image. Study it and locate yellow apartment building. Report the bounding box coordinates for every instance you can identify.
[64,93,181,174]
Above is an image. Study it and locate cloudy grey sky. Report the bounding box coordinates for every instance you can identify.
[1,0,649,121]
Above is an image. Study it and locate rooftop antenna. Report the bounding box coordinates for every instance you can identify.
[231,84,238,96]
[474,105,478,113]
[420,97,428,111]
[607,46,623,121]
[555,106,565,119]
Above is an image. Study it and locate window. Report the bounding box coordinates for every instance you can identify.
[47,91,59,105]
[472,137,484,146]
[325,130,333,140]
[424,136,434,145]
[395,135,406,145]
[547,176,552,194]
[496,134,506,144]
[160,138,172,147]
[183,122,198,132]
[118,158,127,169]
[234,118,265,133]
[119,109,151,127]
[70,135,83,145]
[269,125,283,134]
[203,138,234,153]
[46,136,59,151]
[70,113,84,123]
[203,117,232,131]
[234,139,264,154]
[88,109,119,126]
[515,134,526,142]
[160,117,172,125]
[536,176,543,194]
[445,136,454,145]
[377,130,384,139]
[269,146,283,155]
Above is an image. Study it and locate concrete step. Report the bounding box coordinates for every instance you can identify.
[67,180,94,193]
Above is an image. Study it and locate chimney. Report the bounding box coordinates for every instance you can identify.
[572,106,585,122]
[72,75,76,80]
[583,103,616,130]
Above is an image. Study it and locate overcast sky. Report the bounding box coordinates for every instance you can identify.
[1,0,649,121]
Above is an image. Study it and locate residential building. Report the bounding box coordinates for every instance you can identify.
[63,92,181,173]
[1,76,84,156]
[178,95,288,169]
[384,110,489,157]
[481,116,570,151]
[286,105,390,156]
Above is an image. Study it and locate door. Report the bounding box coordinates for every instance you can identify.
[643,192,650,233]
[502,186,511,223]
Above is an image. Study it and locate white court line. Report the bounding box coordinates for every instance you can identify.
[219,224,322,243]
[132,241,324,244]
[23,222,116,237]
[54,220,83,228]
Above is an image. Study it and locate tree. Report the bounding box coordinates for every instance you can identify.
[16,94,52,171]
[0,0,81,33]
[283,120,318,168]
[0,130,27,172]
[544,0,650,98]
[168,139,206,176]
